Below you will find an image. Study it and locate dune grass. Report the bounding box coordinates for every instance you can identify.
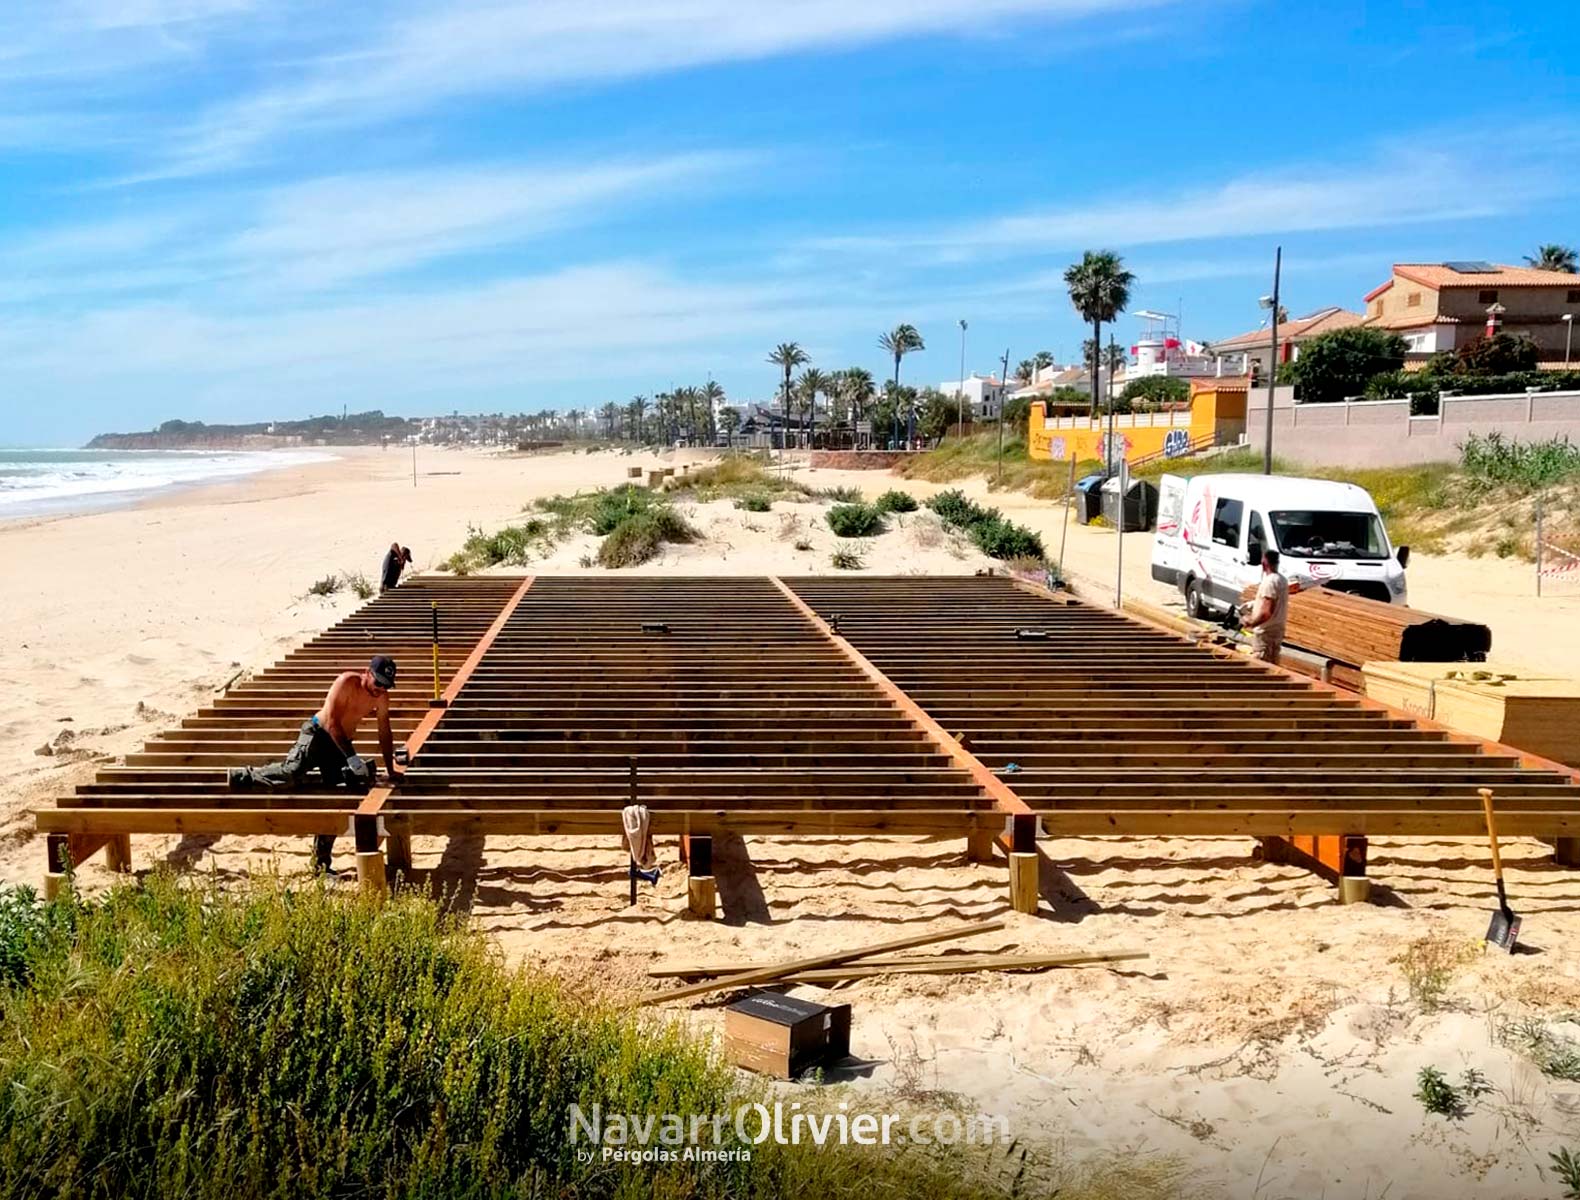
[0,878,1184,1200]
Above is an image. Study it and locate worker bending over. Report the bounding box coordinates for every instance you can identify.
[1241,549,1290,664]
[228,654,400,871]
[381,543,413,592]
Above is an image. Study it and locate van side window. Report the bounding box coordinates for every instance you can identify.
[1211,498,1243,547]
[1247,511,1267,560]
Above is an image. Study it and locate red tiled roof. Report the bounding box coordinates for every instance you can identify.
[1362,313,1464,331]
[1394,263,1580,289]
[1211,307,1363,351]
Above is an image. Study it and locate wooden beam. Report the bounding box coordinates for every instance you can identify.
[639,918,1008,1007]
[649,949,1149,983]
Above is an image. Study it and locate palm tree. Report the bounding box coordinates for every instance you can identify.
[719,406,741,448]
[798,368,829,447]
[1033,350,1054,371]
[1064,250,1135,422]
[841,367,876,447]
[1014,359,1035,385]
[1526,244,1578,273]
[878,324,925,444]
[768,342,809,453]
[627,395,649,443]
[599,401,620,439]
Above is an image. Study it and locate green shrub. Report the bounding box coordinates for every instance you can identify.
[1460,432,1580,490]
[874,489,919,514]
[1413,1067,1464,1117]
[812,485,864,503]
[590,484,658,534]
[830,543,866,570]
[1552,1147,1580,1199]
[597,508,698,568]
[344,571,375,600]
[0,877,1105,1200]
[306,574,341,596]
[826,503,886,538]
[734,493,772,512]
[970,518,1045,561]
[927,489,986,527]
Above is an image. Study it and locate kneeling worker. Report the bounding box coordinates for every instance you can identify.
[1241,549,1290,664]
[228,654,400,871]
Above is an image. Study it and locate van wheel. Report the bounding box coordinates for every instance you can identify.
[1184,579,1209,620]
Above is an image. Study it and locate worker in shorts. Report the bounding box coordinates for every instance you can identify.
[1241,549,1290,664]
[228,655,400,871]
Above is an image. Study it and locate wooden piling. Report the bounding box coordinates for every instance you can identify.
[686,833,716,919]
[105,833,133,874]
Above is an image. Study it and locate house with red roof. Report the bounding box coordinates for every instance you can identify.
[1361,261,1580,366]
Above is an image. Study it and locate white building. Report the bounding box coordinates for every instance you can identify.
[939,374,1009,419]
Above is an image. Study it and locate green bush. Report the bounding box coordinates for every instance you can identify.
[597,508,698,568]
[590,484,658,534]
[306,574,341,596]
[734,493,772,512]
[1459,432,1580,489]
[0,878,1104,1199]
[826,503,886,538]
[811,485,864,503]
[874,489,919,514]
[830,543,866,570]
[926,489,987,527]
[969,518,1045,561]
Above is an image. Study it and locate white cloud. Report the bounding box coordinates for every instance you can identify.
[1,152,745,300]
[149,0,1178,174]
[803,134,1580,264]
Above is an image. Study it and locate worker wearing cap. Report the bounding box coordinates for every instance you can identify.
[229,655,400,872]
[380,543,413,592]
[1242,549,1290,664]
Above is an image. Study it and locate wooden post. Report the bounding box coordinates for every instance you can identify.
[1554,838,1580,868]
[354,815,387,897]
[105,833,133,874]
[43,833,70,902]
[1008,814,1038,915]
[967,828,998,864]
[687,834,716,919]
[1338,834,1370,904]
[386,832,413,879]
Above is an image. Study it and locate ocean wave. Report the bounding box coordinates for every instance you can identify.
[0,449,337,511]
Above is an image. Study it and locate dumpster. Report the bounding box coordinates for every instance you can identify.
[1099,476,1159,530]
[1073,473,1107,525]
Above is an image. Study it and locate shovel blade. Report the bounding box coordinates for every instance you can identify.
[1485,909,1521,953]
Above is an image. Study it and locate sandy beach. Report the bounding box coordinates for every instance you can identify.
[5,445,1580,1198]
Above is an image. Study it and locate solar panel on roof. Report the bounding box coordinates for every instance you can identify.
[1443,260,1498,273]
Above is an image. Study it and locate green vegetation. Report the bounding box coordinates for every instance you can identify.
[826,502,886,538]
[1279,327,1408,404]
[443,517,557,572]
[1552,1147,1580,1200]
[1498,1016,1580,1082]
[597,506,699,567]
[1391,935,1478,1013]
[874,488,919,514]
[926,490,1046,562]
[734,493,773,512]
[1119,376,1189,410]
[1413,1066,1490,1118]
[1065,250,1134,415]
[896,430,1099,499]
[830,543,866,570]
[306,573,342,597]
[1460,432,1580,490]
[0,877,1176,1200]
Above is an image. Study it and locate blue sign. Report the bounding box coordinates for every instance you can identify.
[1163,429,1191,458]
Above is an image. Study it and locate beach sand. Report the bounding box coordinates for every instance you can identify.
[4,445,1579,1198]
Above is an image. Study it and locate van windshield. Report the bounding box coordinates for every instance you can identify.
[1269,510,1388,559]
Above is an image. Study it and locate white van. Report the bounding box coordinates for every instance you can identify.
[1150,472,1409,618]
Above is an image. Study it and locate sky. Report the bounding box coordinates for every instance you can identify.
[2,1,1577,446]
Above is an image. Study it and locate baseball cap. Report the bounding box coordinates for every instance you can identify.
[369,655,397,689]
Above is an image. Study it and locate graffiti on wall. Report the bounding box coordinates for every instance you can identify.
[1163,429,1191,458]
[1098,432,1131,470]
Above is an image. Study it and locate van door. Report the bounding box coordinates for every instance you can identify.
[1204,495,1245,606]
[1150,474,1188,586]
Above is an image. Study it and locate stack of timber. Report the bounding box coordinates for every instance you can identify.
[1362,662,1580,768]
[1243,585,1491,666]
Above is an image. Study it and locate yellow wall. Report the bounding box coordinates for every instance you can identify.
[1028,385,1245,464]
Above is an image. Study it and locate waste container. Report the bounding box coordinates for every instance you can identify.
[1099,476,1159,530]
[1073,473,1106,525]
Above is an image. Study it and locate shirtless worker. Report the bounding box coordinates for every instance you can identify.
[1241,549,1290,664]
[228,654,400,871]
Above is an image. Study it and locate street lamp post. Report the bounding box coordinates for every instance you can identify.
[997,346,1010,483]
[1261,245,1282,476]
[1564,314,1573,367]
[957,319,968,441]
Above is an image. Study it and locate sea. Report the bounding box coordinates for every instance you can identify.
[0,448,336,519]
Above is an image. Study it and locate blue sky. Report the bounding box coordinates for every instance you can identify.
[2,1,1576,446]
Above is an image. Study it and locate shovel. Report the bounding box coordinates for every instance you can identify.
[1479,788,1521,953]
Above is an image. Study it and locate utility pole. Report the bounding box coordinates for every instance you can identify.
[1106,333,1118,476]
[998,346,1010,484]
[1263,245,1282,475]
[957,319,968,441]
[411,439,417,487]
